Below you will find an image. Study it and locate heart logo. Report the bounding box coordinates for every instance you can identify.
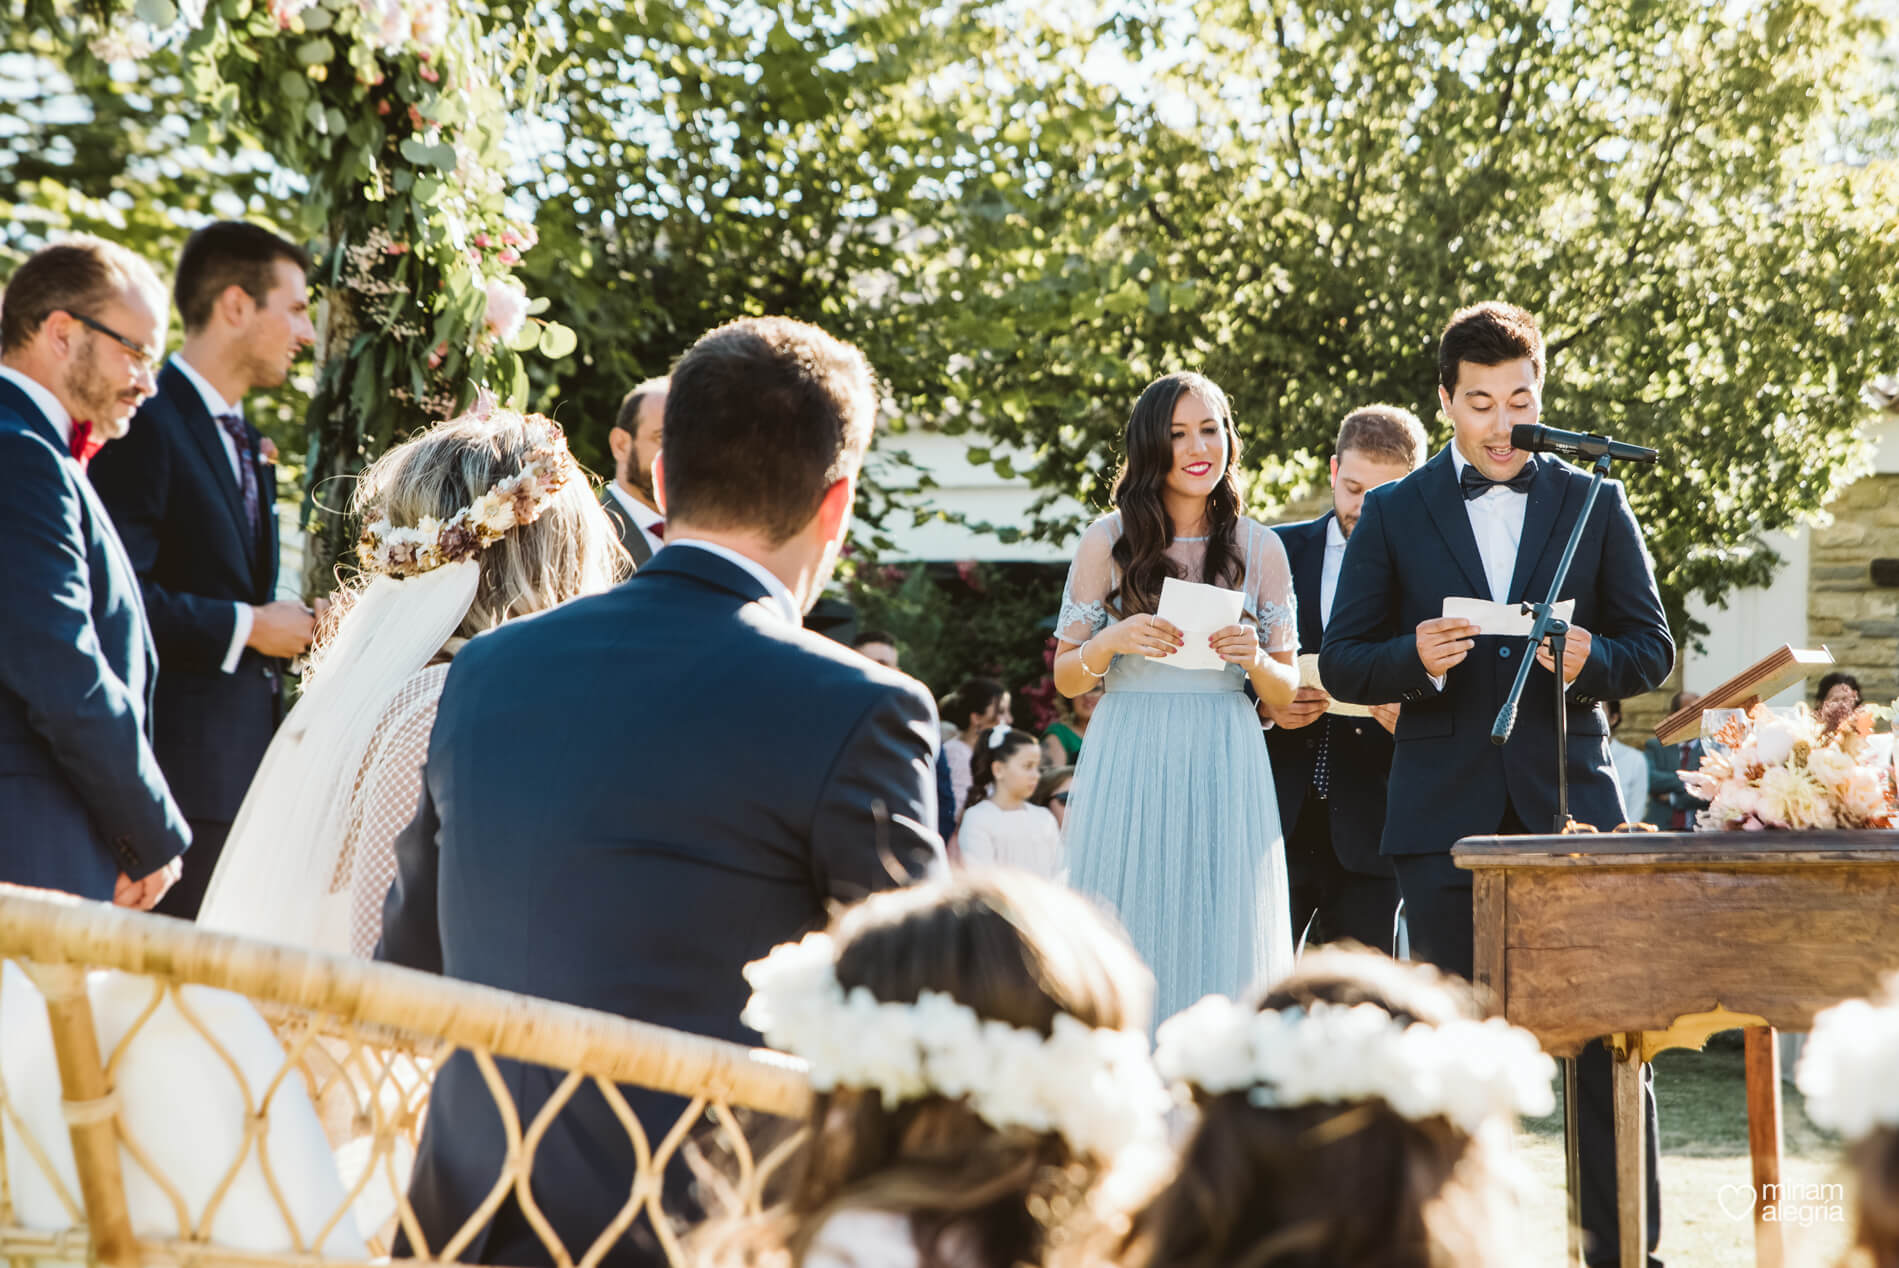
[1717,1182,1756,1222]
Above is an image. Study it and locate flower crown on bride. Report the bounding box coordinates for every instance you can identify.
[1154,994,1555,1135]
[357,409,577,579]
[741,931,1171,1163]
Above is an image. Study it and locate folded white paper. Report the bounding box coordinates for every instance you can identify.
[1296,653,1372,718]
[1441,596,1575,639]
[1154,577,1246,671]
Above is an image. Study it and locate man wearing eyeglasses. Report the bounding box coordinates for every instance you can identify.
[0,236,191,908]
[90,221,319,919]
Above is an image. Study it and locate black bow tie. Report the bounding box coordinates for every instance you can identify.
[1460,461,1536,501]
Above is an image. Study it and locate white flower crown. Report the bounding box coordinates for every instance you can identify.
[1796,998,1899,1141]
[1154,995,1555,1136]
[740,931,1171,1163]
[357,412,577,579]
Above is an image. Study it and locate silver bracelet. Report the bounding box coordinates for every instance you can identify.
[1076,638,1107,679]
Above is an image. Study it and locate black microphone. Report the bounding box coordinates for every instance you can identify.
[1511,423,1659,465]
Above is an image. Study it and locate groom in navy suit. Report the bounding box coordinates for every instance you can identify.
[91,221,320,918]
[1264,404,1426,952]
[1321,303,1673,1265]
[0,237,191,906]
[379,315,944,1268]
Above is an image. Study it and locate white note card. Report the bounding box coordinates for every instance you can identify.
[1442,596,1575,638]
[1154,577,1246,671]
[1296,653,1373,718]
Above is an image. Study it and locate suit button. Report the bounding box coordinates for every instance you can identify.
[1500,646,1512,659]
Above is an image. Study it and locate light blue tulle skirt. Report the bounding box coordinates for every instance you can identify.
[1063,655,1292,1028]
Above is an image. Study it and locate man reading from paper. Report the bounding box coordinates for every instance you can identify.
[1318,303,1674,1267]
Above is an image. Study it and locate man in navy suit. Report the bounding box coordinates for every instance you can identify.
[1320,302,1674,1265]
[379,315,945,1268]
[0,237,191,906]
[598,376,669,568]
[91,221,320,918]
[1263,404,1426,952]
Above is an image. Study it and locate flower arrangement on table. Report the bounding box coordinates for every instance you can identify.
[1682,699,1896,831]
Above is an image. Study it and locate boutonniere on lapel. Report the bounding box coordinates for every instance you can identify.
[257,437,280,464]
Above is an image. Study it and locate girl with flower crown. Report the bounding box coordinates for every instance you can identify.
[1798,979,1899,1266]
[1052,372,1300,1026]
[200,407,626,956]
[696,868,1170,1268]
[1118,948,1550,1268]
[958,727,1064,879]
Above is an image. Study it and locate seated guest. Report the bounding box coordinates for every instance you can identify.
[1817,671,1864,736]
[940,678,1010,829]
[1031,765,1075,831]
[958,727,1064,879]
[0,235,189,906]
[1798,983,1899,1267]
[700,868,1167,1268]
[1644,689,1706,829]
[852,629,901,670]
[377,316,945,1268]
[1607,701,1649,824]
[199,407,625,956]
[1041,682,1101,767]
[1121,948,1552,1268]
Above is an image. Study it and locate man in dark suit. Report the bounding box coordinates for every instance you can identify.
[599,376,668,567]
[379,316,944,1268]
[1263,404,1426,952]
[0,237,190,907]
[1320,302,1674,1265]
[90,221,320,919]
[1644,688,1706,829]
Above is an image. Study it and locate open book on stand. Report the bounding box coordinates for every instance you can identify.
[1653,645,1835,745]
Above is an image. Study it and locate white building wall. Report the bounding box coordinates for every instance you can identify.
[866,429,1090,563]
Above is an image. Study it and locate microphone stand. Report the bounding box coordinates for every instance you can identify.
[1487,447,1616,1266]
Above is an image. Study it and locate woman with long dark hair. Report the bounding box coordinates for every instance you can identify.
[1052,372,1299,1024]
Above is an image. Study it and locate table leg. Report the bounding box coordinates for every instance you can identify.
[1745,1026,1784,1268]
[1564,1056,1583,1267]
[1614,1037,1647,1268]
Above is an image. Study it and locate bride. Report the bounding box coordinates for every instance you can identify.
[199,404,627,956]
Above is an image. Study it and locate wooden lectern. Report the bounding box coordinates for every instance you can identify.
[1454,831,1899,1268]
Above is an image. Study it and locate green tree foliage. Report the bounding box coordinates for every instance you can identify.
[923,1,1899,640]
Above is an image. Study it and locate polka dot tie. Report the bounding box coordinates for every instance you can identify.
[215,413,260,541]
[1311,717,1332,800]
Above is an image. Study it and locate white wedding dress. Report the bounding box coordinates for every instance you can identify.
[0,962,365,1262]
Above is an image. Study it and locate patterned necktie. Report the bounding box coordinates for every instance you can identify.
[1311,717,1332,799]
[68,419,104,468]
[1460,462,1536,500]
[215,413,261,540]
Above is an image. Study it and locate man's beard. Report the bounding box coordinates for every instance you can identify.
[622,461,656,501]
[1337,514,1356,539]
[63,342,135,439]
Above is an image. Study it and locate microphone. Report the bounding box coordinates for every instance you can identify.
[1511,423,1659,465]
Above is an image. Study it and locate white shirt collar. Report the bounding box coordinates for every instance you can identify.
[1448,443,1530,500]
[667,538,803,626]
[607,481,665,532]
[0,365,73,446]
[169,353,238,420]
[1325,515,1347,551]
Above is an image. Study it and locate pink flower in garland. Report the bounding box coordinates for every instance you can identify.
[481,277,530,344]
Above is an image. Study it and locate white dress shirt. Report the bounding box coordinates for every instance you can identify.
[1431,447,1535,693]
[0,365,73,447]
[170,355,256,673]
[607,482,666,559]
[667,538,803,626]
[1319,514,1348,628]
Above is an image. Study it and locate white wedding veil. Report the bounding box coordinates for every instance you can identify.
[198,561,480,952]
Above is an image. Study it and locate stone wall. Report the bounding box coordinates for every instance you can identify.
[1807,472,1899,707]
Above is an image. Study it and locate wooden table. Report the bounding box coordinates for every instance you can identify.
[1453,831,1899,1268]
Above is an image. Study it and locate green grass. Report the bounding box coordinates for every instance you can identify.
[1507,1040,1857,1265]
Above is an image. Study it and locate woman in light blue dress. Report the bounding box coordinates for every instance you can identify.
[1052,372,1301,1025]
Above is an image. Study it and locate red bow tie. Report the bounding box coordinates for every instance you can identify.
[69,420,104,468]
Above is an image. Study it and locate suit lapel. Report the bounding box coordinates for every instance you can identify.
[1288,516,1327,652]
[1507,457,1570,605]
[1417,447,1492,600]
[599,488,652,567]
[162,364,255,565]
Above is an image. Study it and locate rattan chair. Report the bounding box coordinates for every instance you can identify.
[0,883,812,1268]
